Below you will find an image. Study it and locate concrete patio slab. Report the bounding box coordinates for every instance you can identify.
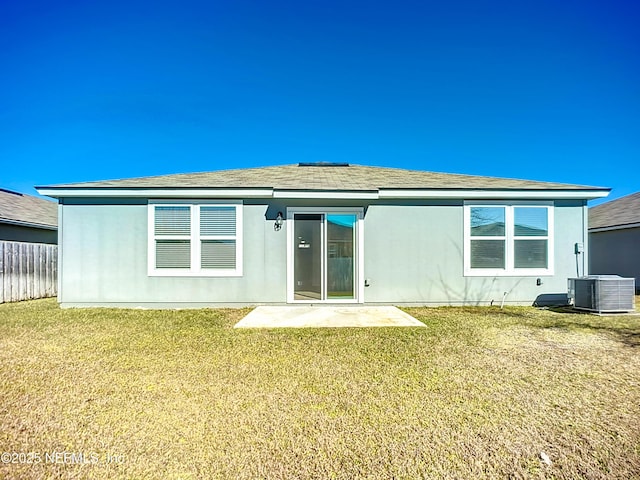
[234,306,426,328]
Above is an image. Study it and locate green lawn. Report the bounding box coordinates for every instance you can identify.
[1,299,639,479]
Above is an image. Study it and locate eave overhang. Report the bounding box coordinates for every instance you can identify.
[378,189,610,200]
[36,186,611,201]
[589,222,640,233]
[35,187,274,199]
[0,218,58,230]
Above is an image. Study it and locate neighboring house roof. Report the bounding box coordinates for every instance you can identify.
[0,188,58,229]
[471,222,547,236]
[589,191,640,232]
[37,163,610,200]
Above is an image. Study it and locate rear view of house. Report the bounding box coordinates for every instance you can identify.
[37,163,609,308]
[589,192,640,292]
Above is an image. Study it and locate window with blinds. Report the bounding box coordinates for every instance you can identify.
[464,203,553,276]
[200,206,236,236]
[469,207,506,269]
[149,203,242,276]
[201,240,236,269]
[154,206,191,269]
[155,206,191,236]
[200,206,237,269]
[513,207,549,269]
[156,240,191,268]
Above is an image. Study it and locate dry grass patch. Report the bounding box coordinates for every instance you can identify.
[1,298,639,479]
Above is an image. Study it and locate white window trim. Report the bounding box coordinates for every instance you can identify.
[148,201,243,277]
[463,201,554,277]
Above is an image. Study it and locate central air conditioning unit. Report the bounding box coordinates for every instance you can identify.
[568,275,636,314]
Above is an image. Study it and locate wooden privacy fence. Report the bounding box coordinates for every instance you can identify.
[1,241,57,303]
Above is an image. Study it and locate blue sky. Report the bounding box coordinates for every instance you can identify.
[1,0,638,205]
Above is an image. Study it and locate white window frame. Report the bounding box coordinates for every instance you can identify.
[463,201,554,277]
[148,200,243,277]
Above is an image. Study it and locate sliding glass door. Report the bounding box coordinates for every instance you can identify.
[290,210,360,302]
[326,214,356,300]
[293,214,323,300]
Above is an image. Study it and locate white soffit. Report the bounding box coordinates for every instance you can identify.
[36,187,609,201]
[378,189,610,200]
[36,188,274,198]
[273,190,379,199]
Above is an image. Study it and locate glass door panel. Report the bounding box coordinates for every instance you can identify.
[327,214,356,299]
[293,214,323,300]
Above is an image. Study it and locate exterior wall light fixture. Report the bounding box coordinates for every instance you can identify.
[274,212,284,231]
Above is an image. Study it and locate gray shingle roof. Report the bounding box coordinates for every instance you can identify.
[40,164,606,191]
[0,189,58,228]
[589,191,640,230]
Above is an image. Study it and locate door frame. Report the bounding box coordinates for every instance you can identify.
[286,207,364,303]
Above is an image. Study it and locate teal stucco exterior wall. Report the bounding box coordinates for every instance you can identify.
[58,200,286,307]
[362,200,587,305]
[57,198,588,307]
